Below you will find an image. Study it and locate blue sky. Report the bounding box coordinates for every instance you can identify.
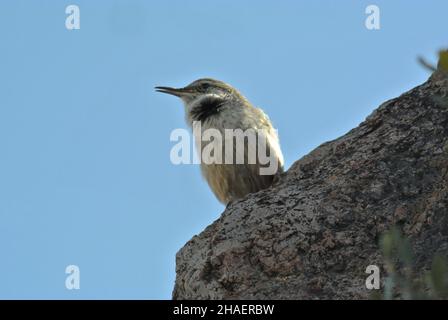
[0,0,446,299]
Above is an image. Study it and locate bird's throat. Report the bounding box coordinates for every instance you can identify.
[189,95,227,122]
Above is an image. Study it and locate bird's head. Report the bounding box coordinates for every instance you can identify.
[155,78,234,103]
[155,78,248,123]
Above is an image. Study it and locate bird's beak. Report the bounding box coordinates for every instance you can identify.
[155,86,193,97]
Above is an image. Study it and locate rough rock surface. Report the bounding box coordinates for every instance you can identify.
[173,67,448,300]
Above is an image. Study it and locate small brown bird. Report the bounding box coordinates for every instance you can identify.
[156,78,284,205]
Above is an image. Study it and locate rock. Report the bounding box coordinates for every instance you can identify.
[173,64,448,300]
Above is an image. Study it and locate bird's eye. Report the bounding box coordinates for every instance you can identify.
[200,83,210,91]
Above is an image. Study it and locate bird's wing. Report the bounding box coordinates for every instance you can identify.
[251,107,284,170]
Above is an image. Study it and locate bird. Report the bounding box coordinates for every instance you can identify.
[156,78,284,205]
